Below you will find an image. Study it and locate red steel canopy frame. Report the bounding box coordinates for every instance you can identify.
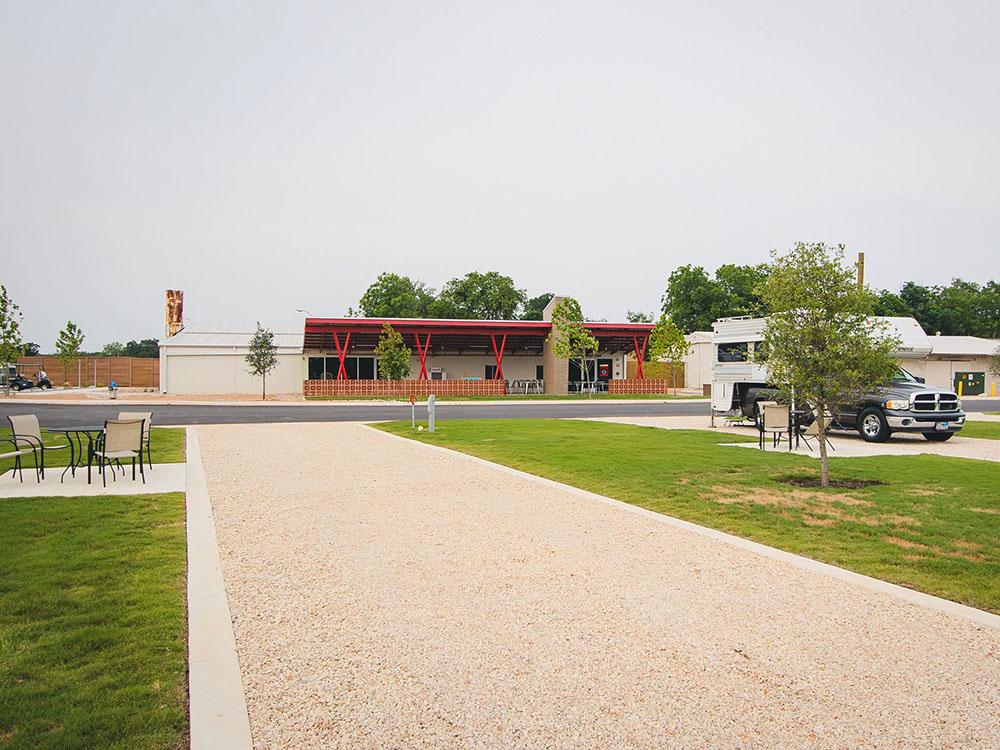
[413,333,432,380]
[302,318,655,378]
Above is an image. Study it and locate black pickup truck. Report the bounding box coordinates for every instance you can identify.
[737,367,966,443]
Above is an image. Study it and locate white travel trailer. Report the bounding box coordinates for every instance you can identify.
[712,316,935,415]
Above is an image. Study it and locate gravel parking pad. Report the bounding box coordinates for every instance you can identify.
[199,422,999,749]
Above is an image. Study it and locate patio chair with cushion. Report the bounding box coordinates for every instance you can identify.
[800,413,838,453]
[1,438,38,483]
[8,414,67,480]
[760,403,791,450]
[93,419,145,488]
[118,411,153,469]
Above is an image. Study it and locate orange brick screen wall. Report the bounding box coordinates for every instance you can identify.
[304,379,506,398]
[608,378,671,394]
[17,357,160,388]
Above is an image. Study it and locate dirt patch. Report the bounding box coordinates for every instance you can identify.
[884,536,985,562]
[884,536,931,551]
[781,476,884,490]
[968,507,999,515]
[802,516,837,527]
[909,488,945,497]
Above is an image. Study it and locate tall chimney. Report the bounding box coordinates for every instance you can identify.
[165,290,184,337]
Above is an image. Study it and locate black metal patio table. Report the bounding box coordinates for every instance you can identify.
[44,425,104,484]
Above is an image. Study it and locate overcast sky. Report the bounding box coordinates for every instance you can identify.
[2,1,998,349]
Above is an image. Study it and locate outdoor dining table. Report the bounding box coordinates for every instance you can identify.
[44,425,105,484]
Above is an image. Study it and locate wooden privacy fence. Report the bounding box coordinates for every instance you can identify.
[305,379,506,398]
[17,357,160,388]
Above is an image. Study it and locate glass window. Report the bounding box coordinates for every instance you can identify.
[535,364,544,380]
[717,342,749,362]
[485,364,498,379]
[344,357,359,380]
[358,357,376,379]
[325,357,339,379]
[308,357,325,380]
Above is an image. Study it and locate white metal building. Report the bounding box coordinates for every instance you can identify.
[159,330,305,395]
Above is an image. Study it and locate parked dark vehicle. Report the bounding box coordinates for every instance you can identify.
[735,367,965,443]
[8,374,53,391]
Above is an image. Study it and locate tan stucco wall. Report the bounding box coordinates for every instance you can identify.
[160,351,306,394]
[907,356,997,394]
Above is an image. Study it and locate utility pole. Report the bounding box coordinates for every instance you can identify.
[857,252,865,289]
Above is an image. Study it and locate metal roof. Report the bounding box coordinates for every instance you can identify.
[160,330,304,350]
[928,336,1000,357]
[303,317,654,355]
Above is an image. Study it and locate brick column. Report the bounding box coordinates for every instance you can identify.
[542,296,569,395]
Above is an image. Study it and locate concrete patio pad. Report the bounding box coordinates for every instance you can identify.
[586,414,1000,461]
[0,462,185,497]
[198,422,999,750]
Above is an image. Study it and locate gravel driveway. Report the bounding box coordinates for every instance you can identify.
[198,422,999,749]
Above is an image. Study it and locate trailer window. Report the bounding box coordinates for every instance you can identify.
[717,342,749,362]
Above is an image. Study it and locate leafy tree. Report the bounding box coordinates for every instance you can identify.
[374,323,412,380]
[758,243,899,487]
[433,272,527,319]
[245,323,278,400]
[123,338,159,358]
[22,342,40,356]
[899,282,941,333]
[715,263,769,317]
[626,310,653,323]
[547,297,599,393]
[648,313,690,393]
[872,289,913,317]
[522,293,554,321]
[359,273,435,318]
[661,265,729,333]
[101,342,126,357]
[55,321,85,386]
[0,285,23,374]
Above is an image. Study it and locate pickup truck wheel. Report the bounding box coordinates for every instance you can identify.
[858,409,891,443]
[923,432,955,442]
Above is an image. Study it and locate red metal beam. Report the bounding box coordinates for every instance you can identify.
[414,333,431,380]
[632,335,648,379]
[333,332,351,380]
[490,334,507,380]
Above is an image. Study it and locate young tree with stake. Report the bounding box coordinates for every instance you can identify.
[374,323,412,381]
[648,313,689,394]
[757,243,899,487]
[547,297,599,394]
[245,323,278,400]
[55,321,85,387]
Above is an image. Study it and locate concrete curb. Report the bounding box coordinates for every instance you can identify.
[367,425,1000,632]
[185,427,254,749]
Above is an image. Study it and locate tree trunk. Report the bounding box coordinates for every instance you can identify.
[262,372,266,401]
[817,408,830,487]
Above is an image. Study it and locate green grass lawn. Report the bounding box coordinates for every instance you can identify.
[376,419,1000,613]
[961,421,1000,440]
[0,492,188,749]
[1,427,185,477]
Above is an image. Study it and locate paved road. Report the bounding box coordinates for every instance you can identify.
[1,398,998,427]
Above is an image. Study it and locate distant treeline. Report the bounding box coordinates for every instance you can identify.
[21,337,160,358]
[660,264,999,337]
[355,267,999,339]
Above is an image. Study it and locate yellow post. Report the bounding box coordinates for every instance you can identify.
[992,381,996,397]
[957,379,963,397]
